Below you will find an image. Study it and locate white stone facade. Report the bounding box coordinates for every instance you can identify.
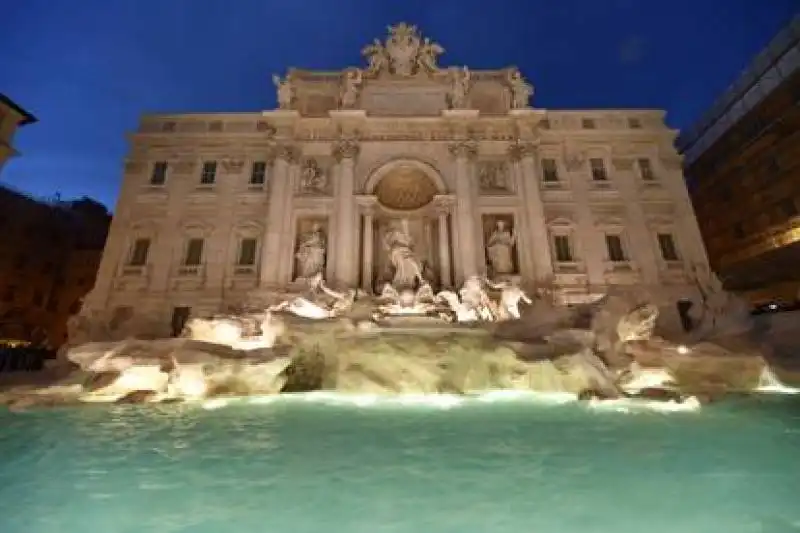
[84,24,710,328]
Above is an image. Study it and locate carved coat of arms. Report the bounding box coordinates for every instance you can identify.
[361,23,444,77]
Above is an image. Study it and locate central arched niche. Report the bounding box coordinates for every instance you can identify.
[368,160,444,211]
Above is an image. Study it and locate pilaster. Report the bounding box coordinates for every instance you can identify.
[260,144,297,286]
[448,140,479,285]
[508,140,553,281]
[433,195,455,289]
[332,138,360,287]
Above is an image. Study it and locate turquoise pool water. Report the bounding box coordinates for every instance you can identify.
[1,393,799,533]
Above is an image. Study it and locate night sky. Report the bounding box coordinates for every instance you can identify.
[1,0,796,210]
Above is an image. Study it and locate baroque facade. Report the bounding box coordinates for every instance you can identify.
[85,23,710,330]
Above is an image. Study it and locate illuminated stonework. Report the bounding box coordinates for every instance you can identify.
[83,23,710,335]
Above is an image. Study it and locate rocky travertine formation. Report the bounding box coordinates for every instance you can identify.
[0,289,780,411]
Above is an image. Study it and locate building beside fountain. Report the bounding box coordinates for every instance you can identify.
[677,15,800,307]
[83,23,710,333]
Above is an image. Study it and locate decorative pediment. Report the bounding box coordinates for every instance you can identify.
[233,220,265,235]
[179,218,214,236]
[544,206,576,227]
[129,219,159,234]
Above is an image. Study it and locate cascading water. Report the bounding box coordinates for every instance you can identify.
[755,365,800,394]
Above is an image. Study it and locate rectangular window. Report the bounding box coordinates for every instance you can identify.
[200,161,217,185]
[150,161,168,185]
[541,158,559,182]
[553,235,573,262]
[582,118,596,129]
[627,118,642,129]
[237,238,257,266]
[128,238,151,266]
[637,158,655,181]
[540,119,551,130]
[657,233,679,261]
[250,161,267,185]
[605,234,626,262]
[184,238,204,266]
[589,158,607,181]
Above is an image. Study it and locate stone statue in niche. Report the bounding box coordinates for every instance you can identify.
[383,218,425,290]
[486,219,517,277]
[507,69,534,109]
[299,158,328,194]
[478,162,510,192]
[272,74,294,110]
[448,67,471,109]
[340,69,363,109]
[294,223,327,281]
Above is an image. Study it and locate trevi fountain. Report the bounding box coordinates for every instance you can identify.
[0,215,793,410]
[1,22,800,533]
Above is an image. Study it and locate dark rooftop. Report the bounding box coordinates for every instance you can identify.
[0,93,37,126]
[676,13,800,165]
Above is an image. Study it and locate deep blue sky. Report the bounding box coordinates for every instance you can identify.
[1,0,796,210]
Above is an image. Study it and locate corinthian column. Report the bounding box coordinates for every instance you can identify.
[260,145,296,287]
[434,197,454,289]
[360,204,375,293]
[509,140,553,281]
[332,139,360,288]
[448,141,479,285]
